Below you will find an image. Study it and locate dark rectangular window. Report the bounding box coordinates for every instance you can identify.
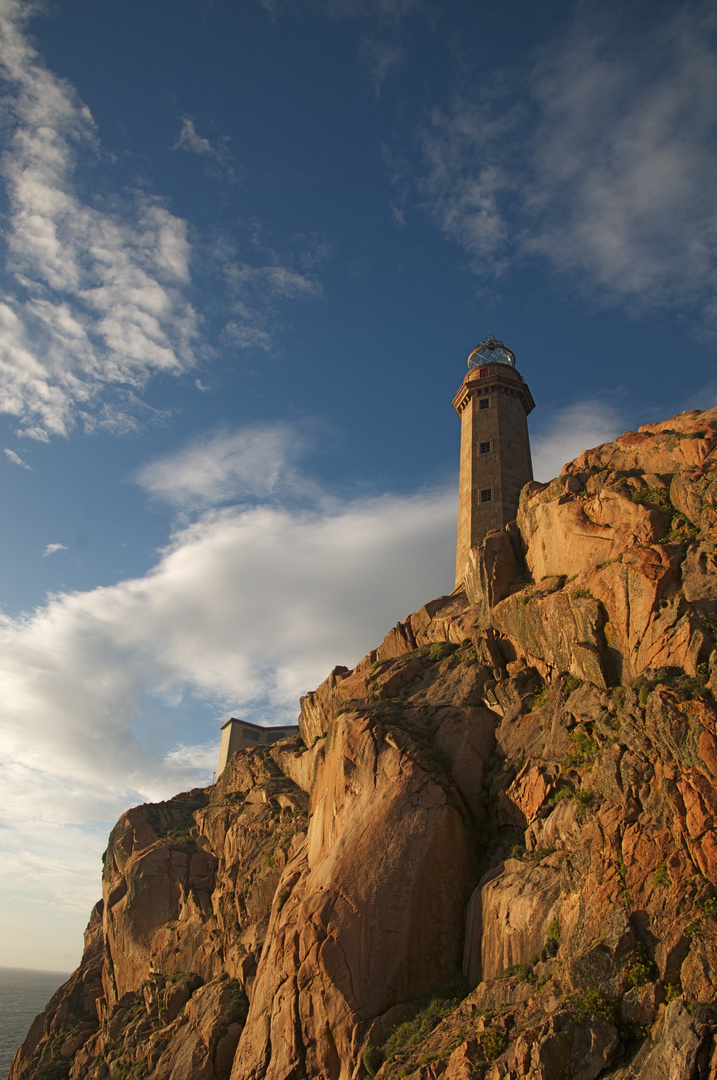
[480,441,491,454]
[481,489,492,502]
[479,398,489,410]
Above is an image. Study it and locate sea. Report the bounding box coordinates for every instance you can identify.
[0,967,70,1079]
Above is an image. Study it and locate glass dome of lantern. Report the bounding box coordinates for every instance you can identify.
[467,332,516,370]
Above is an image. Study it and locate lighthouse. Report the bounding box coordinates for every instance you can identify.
[453,333,535,589]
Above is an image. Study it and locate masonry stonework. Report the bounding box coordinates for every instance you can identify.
[454,337,535,587]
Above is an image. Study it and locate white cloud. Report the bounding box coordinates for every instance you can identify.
[163,740,220,774]
[4,446,30,468]
[134,423,319,508]
[414,0,717,324]
[530,400,624,482]
[42,542,67,557]
[0,0,199,439]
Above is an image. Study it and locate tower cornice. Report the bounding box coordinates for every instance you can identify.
[452,364,535,418]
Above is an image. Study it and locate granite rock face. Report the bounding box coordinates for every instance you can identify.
[11,407,717,1080]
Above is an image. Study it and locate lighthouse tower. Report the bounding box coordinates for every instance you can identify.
[453,333,535,588]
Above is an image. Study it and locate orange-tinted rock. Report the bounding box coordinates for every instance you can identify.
[464,855,562,985]
[13,406,717,1080]
[233,712,474,1080]
[500,762,555,826]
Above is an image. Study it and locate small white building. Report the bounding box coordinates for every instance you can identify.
[216,717,300,777]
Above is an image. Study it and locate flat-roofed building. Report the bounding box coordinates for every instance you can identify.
[216,717,300,777]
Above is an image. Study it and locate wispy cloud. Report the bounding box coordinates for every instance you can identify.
[4,447,30,468]
[42,542,67,557]
[0,0,200,439]
[527,1,717,312]
[173,116,240,184]
[134,423,319,508]
[419,98,517,273]
[530,399,624,482]
[163,740,218,773]
[175,117,219,157]
[413,0,717,325]
[217,236,324,352]
[359,36,404,94]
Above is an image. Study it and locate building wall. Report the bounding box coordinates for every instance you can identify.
[454,365,534,586]
[216,719,300,776]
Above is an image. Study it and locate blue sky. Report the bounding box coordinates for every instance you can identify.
[0,0,715,971]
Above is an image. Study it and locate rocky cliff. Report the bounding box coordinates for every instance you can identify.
[11,407,717,1080]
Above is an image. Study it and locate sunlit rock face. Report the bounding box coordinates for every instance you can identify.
[11,406,717,1080]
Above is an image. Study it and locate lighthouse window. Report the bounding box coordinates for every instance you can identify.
[480,489,492,502]
[480,441,491,454]
[479,398,489,410]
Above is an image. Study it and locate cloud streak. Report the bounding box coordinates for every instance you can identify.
[173,117,241,184]
[42,542,67,557]
[415,0,717,325]
[220,249,323,352]
[4,446,30,467]
[175,117,220,158]
[134,423,320,508]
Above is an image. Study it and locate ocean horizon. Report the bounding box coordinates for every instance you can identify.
[0,966,71,1080]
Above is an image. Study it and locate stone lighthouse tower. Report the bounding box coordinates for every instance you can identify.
[453,333,535,588]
